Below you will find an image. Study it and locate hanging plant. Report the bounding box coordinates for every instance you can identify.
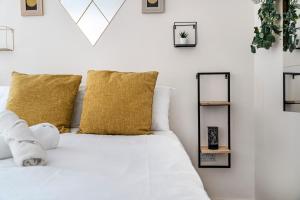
[283,0,300,52]
[251,0,281,53]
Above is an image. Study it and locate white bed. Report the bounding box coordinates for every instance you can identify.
[0,130,210,200]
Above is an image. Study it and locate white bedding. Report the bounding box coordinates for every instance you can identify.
[0,131,210,200]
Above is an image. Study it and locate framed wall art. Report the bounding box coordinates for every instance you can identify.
[142,0,165,13]
[21,0,43,16]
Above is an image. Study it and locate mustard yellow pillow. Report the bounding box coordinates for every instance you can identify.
[6,72,82,133]
[79,70,159,135]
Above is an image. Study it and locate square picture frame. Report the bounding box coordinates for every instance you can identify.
[21,0,43,16]
[142,0,165,13]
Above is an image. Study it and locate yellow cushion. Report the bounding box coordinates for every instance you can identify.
[6,72,82,133]
[79,70,159,135]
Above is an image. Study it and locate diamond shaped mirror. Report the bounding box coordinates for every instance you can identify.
[60,0,126,46]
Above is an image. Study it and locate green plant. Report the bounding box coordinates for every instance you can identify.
[179,31,188,38]
[251,0,281,53]
[283,0,300,52]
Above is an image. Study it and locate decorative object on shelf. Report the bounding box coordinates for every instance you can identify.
[251,0,281,53]
[0,26,14,51]
[142,0,164,13]
[252,0,262,4]
[59,0,127,46]
[283,0,300,52]
[21,0,43,16]
[208,127,219,150]
[173,22,197,47]
[196,72,231,168]
[179,31,188,45]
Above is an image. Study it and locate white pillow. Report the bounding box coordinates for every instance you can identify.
[151,86,174,131]
[0,86,9,112]
[71,85,173,131]
[71,86,85,128]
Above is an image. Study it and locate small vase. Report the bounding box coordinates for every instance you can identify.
[180,38,188,45]
[208,127,219,150]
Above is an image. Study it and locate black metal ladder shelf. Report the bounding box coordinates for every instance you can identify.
[196,72,231,168]
[283,72,300,111]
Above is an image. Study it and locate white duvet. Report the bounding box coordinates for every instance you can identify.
[0,131,210,200]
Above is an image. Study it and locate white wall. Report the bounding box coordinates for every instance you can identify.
[284,51,300,67]
[0,1,255,199]
[254,43,300,200]
[254,2,300,200]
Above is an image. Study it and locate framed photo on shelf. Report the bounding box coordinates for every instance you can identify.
[21,0,43,16]
[142,0,165,13]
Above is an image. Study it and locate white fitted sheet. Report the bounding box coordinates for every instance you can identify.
[0,131,210,200]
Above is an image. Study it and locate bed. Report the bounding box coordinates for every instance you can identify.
[0,130,210,200]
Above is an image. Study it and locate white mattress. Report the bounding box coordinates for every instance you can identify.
[0,131,210,200]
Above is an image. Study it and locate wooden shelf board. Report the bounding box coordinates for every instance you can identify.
[285,100,300,104]
[200,101,230,106]
[0,48,13,51]
[174,44,196,48]
[201,146,231,154]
